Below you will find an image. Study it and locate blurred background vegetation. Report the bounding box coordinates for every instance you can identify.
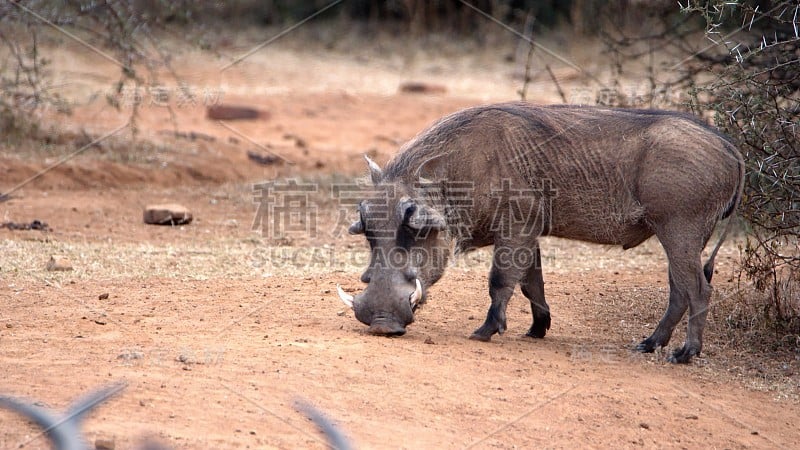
[1,0,798,344]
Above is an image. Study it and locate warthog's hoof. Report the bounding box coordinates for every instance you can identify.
[470,318,505,342]
[469,332,492,342]
[525,327,547,339]
[667,345,699,364]
[526,314,551,339]
[636,338,661,353]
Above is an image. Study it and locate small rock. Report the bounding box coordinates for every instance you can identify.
[247,150,280,166]
[5,323,12,328]
[685,414,698,420]
[95,437,115,450]
[93,319,107,325]
[223,219,239,228]
[0,219,50,231]
[398,81,447,94]
[117,350,143,361]
[187,131,215,142]
[424,337,435,345]
[46,256,73,271]
[639,422,650,430]
[98,293,109,300]
[206,104,264,121]
[283,133,306,148]
[292,136,307,148]
[143,204,192,225]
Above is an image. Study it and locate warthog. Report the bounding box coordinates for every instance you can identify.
[337,102,744,363]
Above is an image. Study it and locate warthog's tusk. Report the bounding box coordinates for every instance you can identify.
[409,279,423,307]
[336,285,354,309]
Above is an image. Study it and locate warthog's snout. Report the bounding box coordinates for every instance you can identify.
[337,280,422,337]
[367,320,407,336]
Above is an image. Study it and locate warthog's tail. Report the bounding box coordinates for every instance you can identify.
[703,145,745,283]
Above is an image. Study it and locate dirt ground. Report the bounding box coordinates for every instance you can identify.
[1,29,799,449]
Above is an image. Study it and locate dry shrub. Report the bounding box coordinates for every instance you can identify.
[691,1,800,342]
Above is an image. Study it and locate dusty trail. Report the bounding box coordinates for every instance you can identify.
[2,271,798,449]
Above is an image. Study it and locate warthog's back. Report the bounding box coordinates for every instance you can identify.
[384,102,743,248]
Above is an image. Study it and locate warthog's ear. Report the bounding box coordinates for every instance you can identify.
[364,155,383,184]
[399,199,446,232]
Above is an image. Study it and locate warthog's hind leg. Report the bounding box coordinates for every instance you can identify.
[636,268,685,353]
[520,245,551,338]
[668,264,710,364]
[637,223,710,364]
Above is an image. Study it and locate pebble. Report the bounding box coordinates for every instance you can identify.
[398,81,447,94]
[143,204,192,225]
[95,438,115,450]
[46,256,73,271]
[206,104,263,120]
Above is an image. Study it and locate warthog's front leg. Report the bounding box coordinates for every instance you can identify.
[470,246,527,341]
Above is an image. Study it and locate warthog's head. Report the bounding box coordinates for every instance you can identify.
[338,156,450,336]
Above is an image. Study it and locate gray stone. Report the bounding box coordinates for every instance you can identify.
[143,204,192,225]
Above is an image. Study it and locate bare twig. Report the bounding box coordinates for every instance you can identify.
[545,64,567,103]
[517,13,535,101]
